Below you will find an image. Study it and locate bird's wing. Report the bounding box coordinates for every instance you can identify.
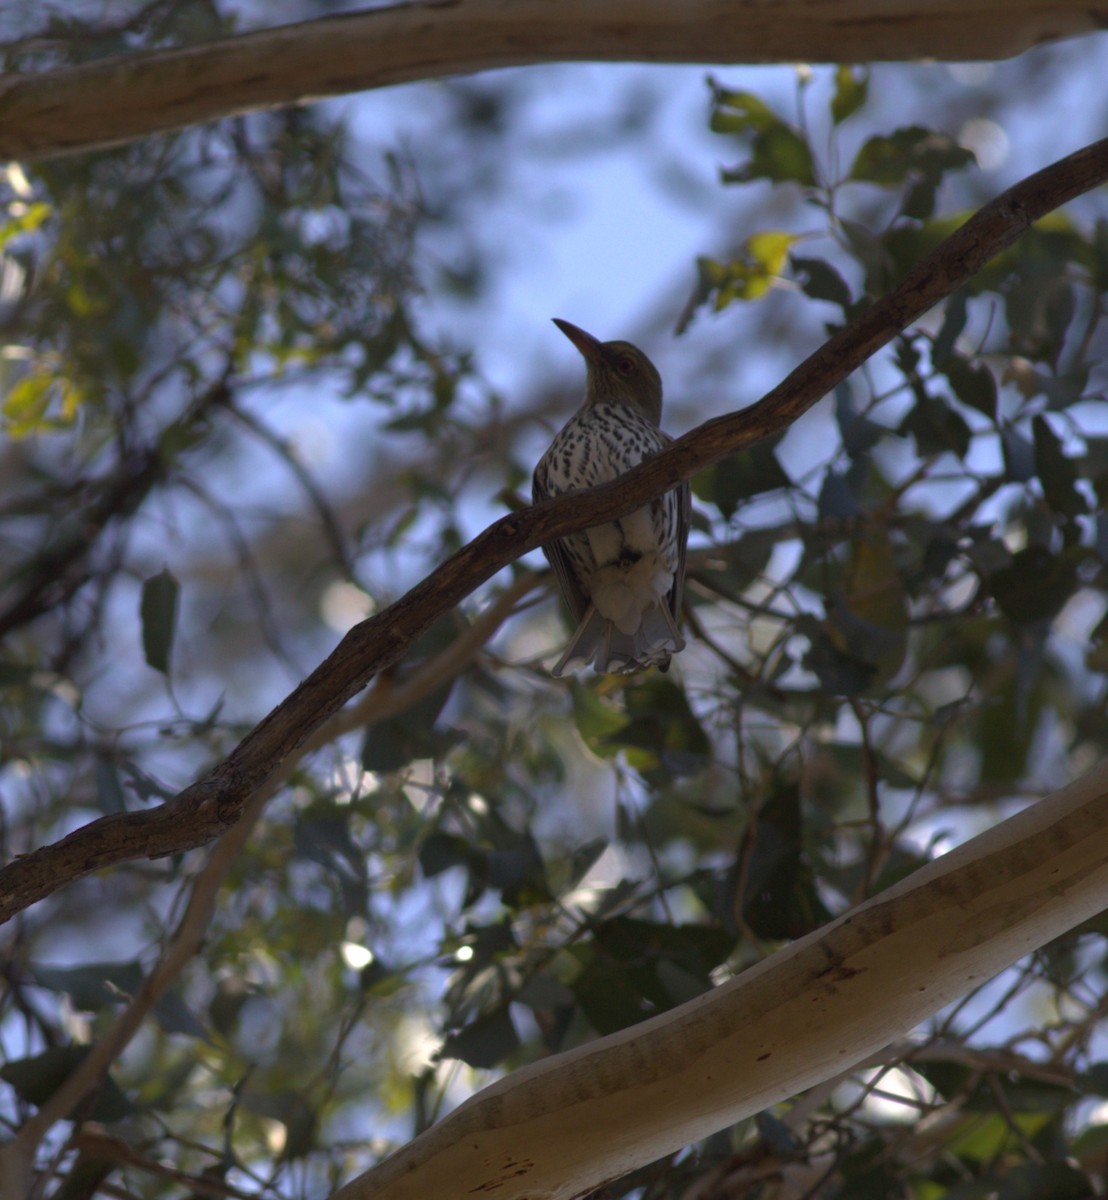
[652,429,691,624]
[669,477,692,624]
[533,465,591,624]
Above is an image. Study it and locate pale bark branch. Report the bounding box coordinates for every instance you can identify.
[338,759,1108,1200]
[0,0,1102,162]
[0,135,1105,925]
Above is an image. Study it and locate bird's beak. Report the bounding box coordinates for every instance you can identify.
[553,318,605,365]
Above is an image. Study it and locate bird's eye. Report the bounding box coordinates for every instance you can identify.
[618,357,636,375]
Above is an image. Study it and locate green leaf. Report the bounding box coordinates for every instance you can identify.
[0,200,51,249]
[571,685,629,759]
[141,567,179,675]
[678,234,798,329]
[241,1089,318,1159]
[3,367,83,437]
[850,126,975,186]
[946,1111,1052,1164]
[830,65,869,124]
[723,125,816,187]
[570,949,653,1033]
[572,917,733,1034]
[708,83,781,134]
[604,677,712,782]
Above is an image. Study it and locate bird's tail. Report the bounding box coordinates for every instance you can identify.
[552,602,685,677]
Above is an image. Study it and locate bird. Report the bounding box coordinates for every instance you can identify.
[533,318,690,676]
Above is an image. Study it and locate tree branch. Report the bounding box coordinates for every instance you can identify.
[0,136,1105,925]
[0,575,542,1198]
[336,759,1108,1200]
[0,0,1100,162]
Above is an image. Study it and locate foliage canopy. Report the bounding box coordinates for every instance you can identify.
[2,8,1108,1200]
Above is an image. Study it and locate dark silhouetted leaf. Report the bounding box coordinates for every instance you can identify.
[605,677,712,782]
[141,567,179,675]
[791,255,854,311]
[361,679,456,771]
[93,756,127,814]
[440,1006,519,1068]
[153,990,210,1040]
[737,781,832,939]
[997,1162,1093,1200]
[1082,1061,1108,1096]
[419,831,472,878]
[932,291,968,364]
[723,125,816,186]
[1033,415,1087,518]
[988,546,1078,624]
[567,837,608,888]
[487,829,551,906]
[901,392,971,458]
[942,353,997,421]
[850,126,975,186]
[31,961,144,1011]
[1002,426,1036,482]
[692,443,789,518]
[797,614,876,696]
[818,470,863,521]
[1,1047,132,1122]
[707,84,780,134]
[834,384,885,458]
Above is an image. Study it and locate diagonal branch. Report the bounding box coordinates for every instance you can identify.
[0,0,1098,162]
[0,135,1105,925]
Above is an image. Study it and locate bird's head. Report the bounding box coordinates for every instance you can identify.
[553,318,663,425]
